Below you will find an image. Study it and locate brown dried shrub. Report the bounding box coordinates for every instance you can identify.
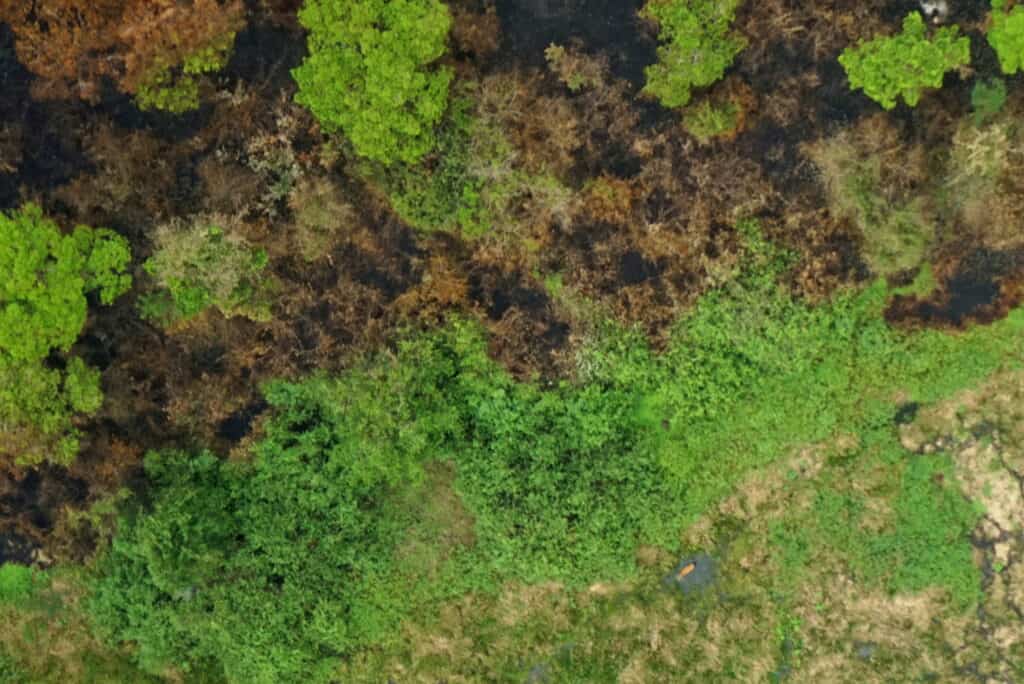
[0,0,245,103]
[450,3,501,59]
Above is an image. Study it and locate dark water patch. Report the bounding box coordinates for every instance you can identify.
[946,271,1001,320]
[663,553,716,594]
[493,0,655,88]
[217,399,269,442]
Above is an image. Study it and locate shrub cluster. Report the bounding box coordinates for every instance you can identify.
[88,377,434,682]
[141,217,273,324]
[988,0,1024,74]
[134,31,239,113]
[641,0,746,109]
[0,204,131,466]
[292,0,453,165]
[839,12,970,109]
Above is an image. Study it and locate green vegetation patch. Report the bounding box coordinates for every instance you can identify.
[683,97,742,143]
[839,12,970,109]
[293,0,453,165]
[866,453,982,606]
[988,0,1024,75]
[971,78,1008,126]
[141,218,273,324]
[642,0,746,108]
[0,203,131,466]
[366,96,492,236]
[366,87,570,237]
[135,31,238,114]
[0,564,42,604]
[85,222,1024,681]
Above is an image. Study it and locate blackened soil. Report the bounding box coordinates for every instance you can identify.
[886,247,1024,328]
[493,0,656,87]
[0,532,35,564]
[217,399,270,443]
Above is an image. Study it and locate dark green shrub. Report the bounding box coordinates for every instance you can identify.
[970,78,1008,125]
[0,204,131,465]
[839,12,970,109]
[88,372,434,682]
[987,0,1024,74]
[142,217,272,324]
[641,0,746,108]
[292,0,453,165]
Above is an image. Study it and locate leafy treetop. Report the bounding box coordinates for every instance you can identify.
[0,204,131,363]
[0,204,131,466]
[641,0,746,109]
[839,12,970,109]
[292,0,453,165]
[987,0,1024,74]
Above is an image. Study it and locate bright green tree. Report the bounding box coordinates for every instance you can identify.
[987,0,1024,74]
[641,0,746,109]
[0,204,131,466]
[292,0,453,165]
[839,12,970,109]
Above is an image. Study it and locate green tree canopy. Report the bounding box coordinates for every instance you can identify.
[839,12,970,109]
[641,0,746,109]
[987,0,1024,74]
[292,0,453,165]
[0,204,131,465]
